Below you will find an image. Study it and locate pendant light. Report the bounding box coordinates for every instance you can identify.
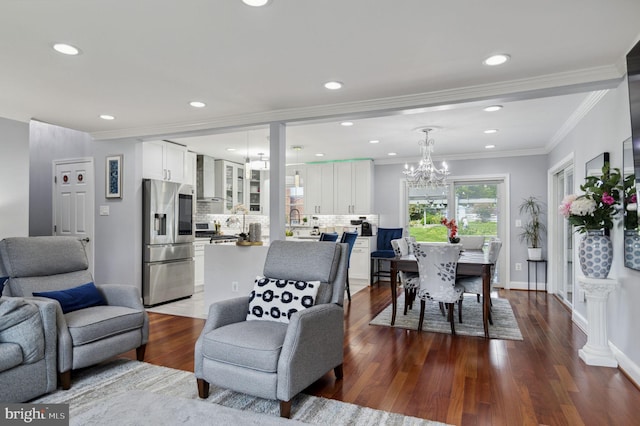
[244,132,251,179]
[292,146,302,187]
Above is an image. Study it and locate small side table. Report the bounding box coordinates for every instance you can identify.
[527,259,547,291]
[577,276,619,368]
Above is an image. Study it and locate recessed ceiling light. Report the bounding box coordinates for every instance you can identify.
[484,129,498,134]
[388,152,397,156]
[324,81,343,90]
[315,153,325,157]
[189,101,206,108]
[483,54,510,66]
[99,114,115,120]
[53,43,80,56]
[340,121,354,126]
[485,144,496,149]
[242,0,271,6]
[483,105,503,112]
[226,148,236,152]
[369,140,380,144]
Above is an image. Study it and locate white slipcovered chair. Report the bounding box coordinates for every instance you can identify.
[390,238,419,314]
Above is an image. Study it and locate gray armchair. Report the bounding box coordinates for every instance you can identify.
[0,297,57,402]
[0,236,148,389]
[195,240,348,418]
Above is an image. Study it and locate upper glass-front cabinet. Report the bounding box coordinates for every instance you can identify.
[213,160,244,214]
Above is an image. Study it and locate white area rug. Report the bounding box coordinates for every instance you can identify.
[34,360,450,426]
[370,294,523,340]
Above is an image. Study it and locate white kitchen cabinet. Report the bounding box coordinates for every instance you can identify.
[184,151,197,187]
[349,236,376,281]
[213,160,244,214]
[142,140,187,183]
[334,160,374,214]
[247,169,269,215]
[194,240,206,287]
[305,163,334,214]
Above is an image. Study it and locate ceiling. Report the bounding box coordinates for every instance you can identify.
[1,1,639,164]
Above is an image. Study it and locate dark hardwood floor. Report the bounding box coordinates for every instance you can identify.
[122,285,640,425]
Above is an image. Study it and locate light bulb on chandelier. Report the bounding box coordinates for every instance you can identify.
[402,128,450,188]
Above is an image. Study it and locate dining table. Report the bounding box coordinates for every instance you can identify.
[389,249,495,338]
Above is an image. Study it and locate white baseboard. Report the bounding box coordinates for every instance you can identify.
[505,280,547,291]
[610,342,640,388]
[572,309,587,334]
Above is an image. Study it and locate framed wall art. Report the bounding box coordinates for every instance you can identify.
[106,155,123,199]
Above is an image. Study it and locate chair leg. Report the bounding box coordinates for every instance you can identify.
[458,299,463,323]
[136,344,146,361]
[404,287,410,315]
[59,370,71,390]
[370,258,375,286]
[197,378,210,398]
[345,275,351,302]
[280,400,292,418]
[334,363,344,379]
[418,300,426,331]
[447,303,456,335]
[477,294,481,303]
[439,302,445,316]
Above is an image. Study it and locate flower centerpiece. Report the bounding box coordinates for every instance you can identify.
[440,217,460,243]
[558,163,623,233]
[558,163,623,278]
[232,203,249,240]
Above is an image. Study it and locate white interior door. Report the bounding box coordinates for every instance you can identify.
[53,159,95,275]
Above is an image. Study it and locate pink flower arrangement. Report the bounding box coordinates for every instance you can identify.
[559,164,622,233]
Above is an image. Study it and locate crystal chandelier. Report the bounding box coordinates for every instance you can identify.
[403,128,450,188]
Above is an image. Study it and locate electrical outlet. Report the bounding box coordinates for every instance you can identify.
[515,263,522,271]
[515,219,522,227]
[232,281,239,292]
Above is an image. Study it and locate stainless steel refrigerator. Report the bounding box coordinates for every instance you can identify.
[142,179,195,307]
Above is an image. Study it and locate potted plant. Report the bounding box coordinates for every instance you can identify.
[519,196,546,260]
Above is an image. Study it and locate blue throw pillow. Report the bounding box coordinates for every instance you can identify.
[0,276,7,296]
[33,282,107,314]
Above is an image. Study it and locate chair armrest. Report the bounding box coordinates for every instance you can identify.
[195,296,250,378]
[97,284,144,310]
[276,303,344,401]
[29,296,73,373]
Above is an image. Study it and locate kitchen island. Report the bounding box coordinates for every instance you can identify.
[203,243,269,308]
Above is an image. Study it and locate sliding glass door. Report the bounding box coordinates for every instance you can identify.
[554,165,574,306]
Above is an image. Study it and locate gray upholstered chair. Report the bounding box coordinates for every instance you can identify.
[0,236,148,389]
[195,240,348,418]
[0,297,57,402]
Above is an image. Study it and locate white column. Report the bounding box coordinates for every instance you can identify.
[269,122,286,243]
[577,276,619,368]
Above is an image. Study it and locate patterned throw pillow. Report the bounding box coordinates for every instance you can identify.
[247,276,320,324]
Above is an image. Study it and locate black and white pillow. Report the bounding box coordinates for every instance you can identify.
[247,276,320,324]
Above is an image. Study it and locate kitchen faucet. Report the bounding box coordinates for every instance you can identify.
[289,208,301,226]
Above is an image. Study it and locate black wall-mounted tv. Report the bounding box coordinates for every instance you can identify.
[627,39,640,185]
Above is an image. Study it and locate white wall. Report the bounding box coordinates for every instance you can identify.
[0,117,29,238]
[549,79,640,382]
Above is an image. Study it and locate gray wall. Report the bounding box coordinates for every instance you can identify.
[0,117,29,238]
[29,120,93,236]
[374,154,548,283]
[92,139,143,288]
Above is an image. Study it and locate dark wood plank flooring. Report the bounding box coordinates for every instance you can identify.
[122,285,640,425]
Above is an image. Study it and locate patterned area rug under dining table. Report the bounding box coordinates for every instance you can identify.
[369,294,523,340]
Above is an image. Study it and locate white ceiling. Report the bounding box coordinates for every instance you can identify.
[1,1,639,164]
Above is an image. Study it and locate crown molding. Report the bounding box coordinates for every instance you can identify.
[91,65,624,141]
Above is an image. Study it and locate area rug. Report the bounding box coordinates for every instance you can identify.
[33,359,449,426]
[369,294,523,340]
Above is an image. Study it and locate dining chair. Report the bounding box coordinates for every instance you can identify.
[390,238,419,314]
[319,232,339,242]
[340,231,359,302]
[370,228,403,285]
[412,242,464,335]
[456,239,502,324]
